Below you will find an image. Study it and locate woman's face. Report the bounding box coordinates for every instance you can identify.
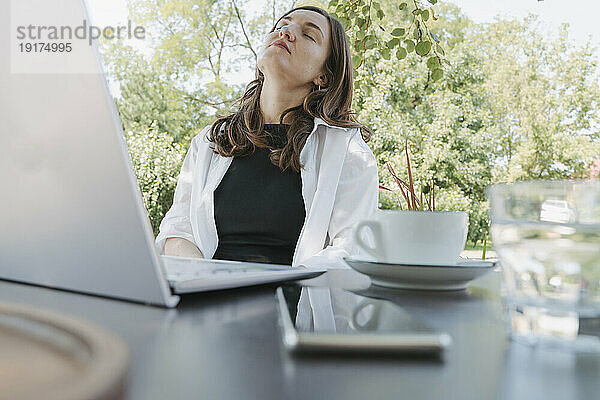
[257,10,331,89]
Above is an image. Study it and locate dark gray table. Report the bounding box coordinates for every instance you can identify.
[1,269,598,400]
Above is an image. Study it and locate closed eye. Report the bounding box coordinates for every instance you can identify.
[305,33,315,42]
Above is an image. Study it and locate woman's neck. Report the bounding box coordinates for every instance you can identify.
[259,79,311,124]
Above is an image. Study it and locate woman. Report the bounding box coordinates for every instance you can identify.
[155,6,378,269]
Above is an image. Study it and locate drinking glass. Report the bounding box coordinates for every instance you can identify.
[487,180,600,352]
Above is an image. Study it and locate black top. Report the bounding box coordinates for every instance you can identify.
[212,124,305,265]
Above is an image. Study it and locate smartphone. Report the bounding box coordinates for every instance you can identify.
[276,285,451,355]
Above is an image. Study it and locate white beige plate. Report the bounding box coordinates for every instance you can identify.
[343,258,496,291]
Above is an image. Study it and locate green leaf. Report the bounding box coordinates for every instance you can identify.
[426,56,440,70]
[391,27,405,37]
[373,2,381,10]
[387,38,400,48]
[429,0,438,4]
[436,44,445,56]
[354,39,363,52]
[431,68,443,81]
[421,9,429,21]
[415,40,432,56]
[399,2,407,10]
[362,5,369,14]
[365,35,377,49]
[381,47,391,60]
[352,54,362,68]
[404,39,415,53]
[396,46,407,60]
[377,9,385,20]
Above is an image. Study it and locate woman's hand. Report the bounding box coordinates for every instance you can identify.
[164,238,204,258]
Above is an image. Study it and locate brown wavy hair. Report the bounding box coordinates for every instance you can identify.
[207,5,372,172]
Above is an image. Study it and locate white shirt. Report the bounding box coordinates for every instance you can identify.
[155,117,378,269]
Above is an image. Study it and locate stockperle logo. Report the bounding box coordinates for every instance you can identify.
[9,0,147,74]
[15,19,146,46]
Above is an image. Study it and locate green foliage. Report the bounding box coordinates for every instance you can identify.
[328,0,447,83]
[103,49,205,143]
[125,123,186,235]
[100,0,260,144]
[356,3,600,244]
[476,17,600,181]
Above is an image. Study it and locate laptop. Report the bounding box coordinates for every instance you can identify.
[0,0,325,308]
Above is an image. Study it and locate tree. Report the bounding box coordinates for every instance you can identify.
[477,17,600,181]
[352,3,600,244]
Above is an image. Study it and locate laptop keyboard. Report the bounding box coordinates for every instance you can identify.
[161,256,292,283]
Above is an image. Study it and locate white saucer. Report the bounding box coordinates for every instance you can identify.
[343,257,496,291]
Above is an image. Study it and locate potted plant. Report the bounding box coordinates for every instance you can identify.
[379,141,437,212]
[353,141,469,266]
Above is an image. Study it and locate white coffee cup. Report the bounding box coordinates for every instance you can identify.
[352,210,469,265]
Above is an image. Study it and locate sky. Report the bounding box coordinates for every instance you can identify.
[447,0,600,47]
[84,0,600,85]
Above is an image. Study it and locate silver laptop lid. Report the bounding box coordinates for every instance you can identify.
[0,0,179,307]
